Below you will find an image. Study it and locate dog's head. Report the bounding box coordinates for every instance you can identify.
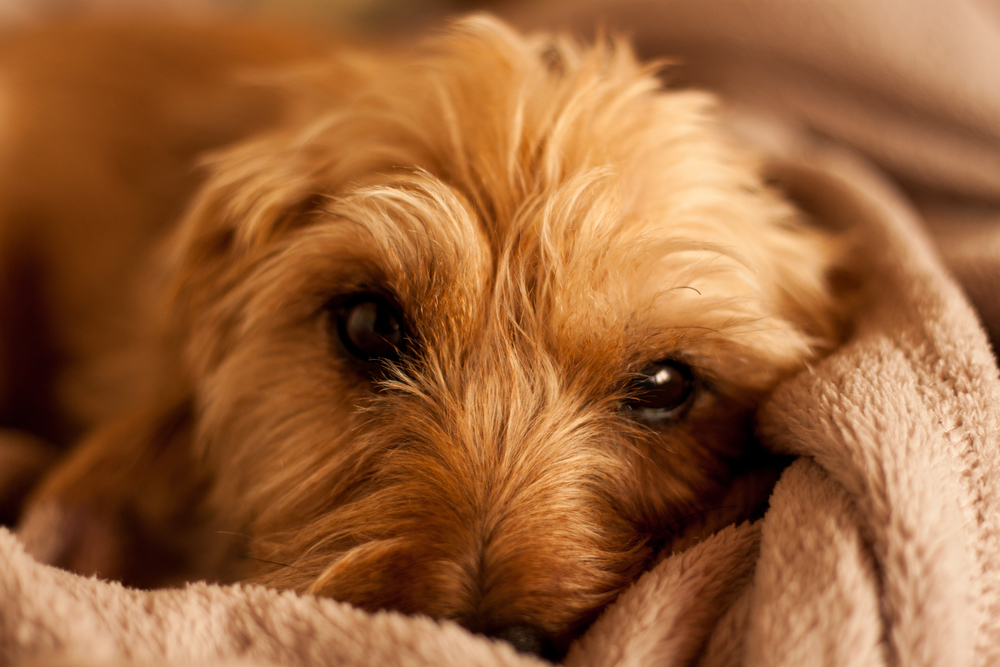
[167,17,837,653]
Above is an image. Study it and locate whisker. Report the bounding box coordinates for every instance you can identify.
[670,325,722,335]
[214,531,296,569]
[214,530,252,538]
[241,555,295,569]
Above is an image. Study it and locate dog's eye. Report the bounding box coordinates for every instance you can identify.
[333,294,405,363]
[622,360,695,423]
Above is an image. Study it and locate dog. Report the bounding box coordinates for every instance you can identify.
[2,15,839,659]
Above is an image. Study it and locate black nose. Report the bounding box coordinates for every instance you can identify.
[486,624,563,662]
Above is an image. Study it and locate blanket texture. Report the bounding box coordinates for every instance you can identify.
[4,1,1000,665]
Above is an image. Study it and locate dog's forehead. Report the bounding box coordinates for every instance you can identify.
[256,25,821,378]
[315,162,764,369]
[313,147,777,364]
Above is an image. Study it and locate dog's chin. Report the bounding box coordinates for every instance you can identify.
[239,417,779,654]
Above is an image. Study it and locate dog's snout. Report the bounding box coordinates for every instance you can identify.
[486,624,563,662]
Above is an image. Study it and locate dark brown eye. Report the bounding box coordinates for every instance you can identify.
[622,360,696,423]
[333,294,405,363]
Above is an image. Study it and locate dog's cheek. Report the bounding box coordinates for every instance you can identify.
[616,395,763,535]
[192,335,373,530]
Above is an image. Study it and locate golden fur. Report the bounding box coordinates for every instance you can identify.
[4,16,838,656]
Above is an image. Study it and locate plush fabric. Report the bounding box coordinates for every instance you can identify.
[4,1,1000,665]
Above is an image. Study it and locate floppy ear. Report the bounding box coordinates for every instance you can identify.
[17,135,331,587]
[173,132,324,260]
[164,133,328,379]
[17,396,237,587]
[760,164,853,350]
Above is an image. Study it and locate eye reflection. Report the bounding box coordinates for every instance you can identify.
[622,359,696,423]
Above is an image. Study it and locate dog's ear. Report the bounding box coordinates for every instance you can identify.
[19,132,336,585]
[17,396,235,587]
[766,210,846,350]
[163,133,328,377]
[169,131,325,279]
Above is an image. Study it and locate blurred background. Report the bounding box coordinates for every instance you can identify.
[0,0,493,33]
[0,0,997,346]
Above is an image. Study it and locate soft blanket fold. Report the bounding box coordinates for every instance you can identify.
[5,1,1000,665]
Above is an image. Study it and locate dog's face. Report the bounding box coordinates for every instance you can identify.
[168,18,836,650]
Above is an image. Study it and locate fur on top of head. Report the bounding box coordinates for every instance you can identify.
[165,15,838,644]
